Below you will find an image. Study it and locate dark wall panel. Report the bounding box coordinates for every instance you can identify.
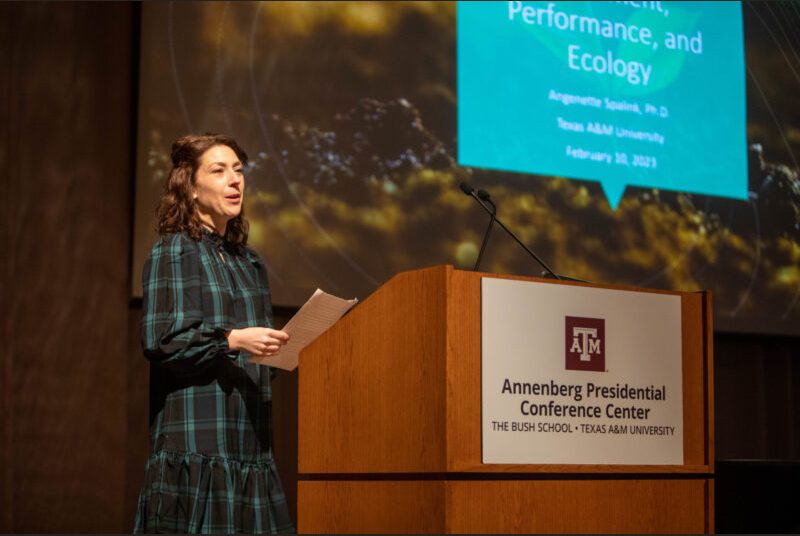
[126,305,149,529]
[715,333,799,460]
[1,2,135,532]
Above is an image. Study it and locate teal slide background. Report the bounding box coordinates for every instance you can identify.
[458,1,747,208]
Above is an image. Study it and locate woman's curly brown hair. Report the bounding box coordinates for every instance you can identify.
[156,133,249,246]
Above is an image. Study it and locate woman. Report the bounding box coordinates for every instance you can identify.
[134,133,294,534]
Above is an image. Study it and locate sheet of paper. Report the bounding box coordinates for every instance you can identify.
[250,288,358,371]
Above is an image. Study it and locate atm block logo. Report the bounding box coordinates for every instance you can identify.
[565,316,605,372]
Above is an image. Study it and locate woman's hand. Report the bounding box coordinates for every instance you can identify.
[226,327,290,356]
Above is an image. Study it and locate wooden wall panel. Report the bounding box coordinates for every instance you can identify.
[0,5,11,525]
[1,2,136,532]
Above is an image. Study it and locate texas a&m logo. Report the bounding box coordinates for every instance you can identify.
[565,316,605,372]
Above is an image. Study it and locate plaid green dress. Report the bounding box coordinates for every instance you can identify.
[133,229,294,534]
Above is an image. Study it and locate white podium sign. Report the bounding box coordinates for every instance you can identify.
[481,278,683,465]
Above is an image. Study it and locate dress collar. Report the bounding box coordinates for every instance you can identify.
[201,226,226,249]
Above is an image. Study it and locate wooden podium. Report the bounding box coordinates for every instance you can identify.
[297,265,714,533]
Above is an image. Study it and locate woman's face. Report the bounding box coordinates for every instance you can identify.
[192,144,245,231]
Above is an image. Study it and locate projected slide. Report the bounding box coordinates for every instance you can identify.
[458,1,747,208]
[133,2,800,336]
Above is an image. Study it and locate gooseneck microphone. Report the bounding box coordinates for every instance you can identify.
[459,182,562,280]
[473,190,496,272]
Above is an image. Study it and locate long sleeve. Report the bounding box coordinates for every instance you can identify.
[141,234,237,374]
[245,247,279,380]
[245,247,275,330]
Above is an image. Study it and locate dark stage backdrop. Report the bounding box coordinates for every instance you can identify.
[132,1,800,335]
[1,2,136,532]
[1,1,798,534]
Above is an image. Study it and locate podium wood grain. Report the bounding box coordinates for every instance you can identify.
[299,479,711,534]
[298,266,714,533]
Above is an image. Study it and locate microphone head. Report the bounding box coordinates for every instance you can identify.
[459,182,475,195]
[477,189,491,201]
